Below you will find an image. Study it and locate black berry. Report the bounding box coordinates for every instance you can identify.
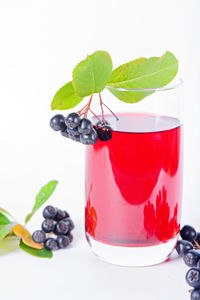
[184,250,200,267]
[54,220,69,235]
[50,114,65,131]
[69,134,80,142]
[63,218,75,231]
[78,118,93,134]
[194,233,200,246]
[41,219,56,233]
[67,232,73,243]
[67,127,80,137]
[96,125,112,141]
[80,129,98,145]
[55,209,67,221]
[44,238,58,251]
[191,289,200,300]
[43,206,57,219]
[65,113,81,129]
[57,235,70,249]
[176,240,193,256]
[180,225,197,242]
[61,128,69,138]
[186,268,200,288]
[32,230,46,244]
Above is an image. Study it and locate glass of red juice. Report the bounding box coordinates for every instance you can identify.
[85,79,183,266]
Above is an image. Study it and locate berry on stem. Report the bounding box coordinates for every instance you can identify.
[180,225,197,242]
[50,114,65,131]
[65,113,81,129]
[78,118,93,135]
[96,125,112,141]
[32,230,46,244]
[80,128,98,145]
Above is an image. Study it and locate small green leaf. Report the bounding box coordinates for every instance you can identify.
[19,240,53,258]
[25,180,58,224]
[0,223,15,241]
[51,81,84,110]
[0,208,15,221]
[0,213,11,225]
[107,51,178,103]
[72,50,113,97]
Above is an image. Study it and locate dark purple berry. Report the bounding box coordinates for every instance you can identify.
[63,211,70,218]
[194,233,200,246]
[191,288,200,300]
[57,235,70,249]
[96,125,112,141]
[44,238,58,251]
[78,118,93,134]
[61,128,69,138]
[67,232,73,243]
[180,225,197,242]
[63,218,75,231]
[32,230,46,244]
[67,127,80,137]
[54,220,69,235]
[80,129,98,145]
[176,240,193,256]
[55,209,66,221]
[184,250,200,267]
[41,219,56,233]
[43,206,57,219]
[65,113,81,129]
[186,268,200,288]
[70,134,80,142]
[50,114,65,131]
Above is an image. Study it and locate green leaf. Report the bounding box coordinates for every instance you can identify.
[72,50,113,97]
[19,240,53,258]
[0,223,15,241]
[0,208,15,221]
[25,180,58,224]
[51,81,84,110]
[0,213,11,225]
[107,51,178,103]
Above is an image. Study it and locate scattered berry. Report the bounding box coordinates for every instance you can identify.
[54,220,69,235]
[43,205,57,219]
[65,113,81,129]
[176,240,193,257]
[184,250,200,268]
[50,114,65,131]
[180,225,197,242]
[44,238,58,251]
[57,235,70,249]
[63,218,75,231]
[96,125,112,141]
[186,268,200,288]
[191,288,200,300]
[32,230,46,244]
[78,118,93,134]
[55,209,67,221]
[42,219,56,233]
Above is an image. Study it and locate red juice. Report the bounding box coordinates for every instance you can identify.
[85,113,183,247]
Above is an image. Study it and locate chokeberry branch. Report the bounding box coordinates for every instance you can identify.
[101,100,119,121]
[77,103,88,115]
[99,93,105,124]
[84,95,93,118]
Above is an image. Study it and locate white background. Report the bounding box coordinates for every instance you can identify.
[0,0,200,299]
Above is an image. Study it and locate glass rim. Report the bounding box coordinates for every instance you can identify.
[106,77,183,92]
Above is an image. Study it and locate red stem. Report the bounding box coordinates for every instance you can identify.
[84,95,93,118]
[102,101,119,120]
[99,93,105,124]
[77,103,88,114]
[88,108,102,122]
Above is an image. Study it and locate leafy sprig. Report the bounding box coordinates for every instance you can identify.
[0,180,58,258]
[51,50,178,111]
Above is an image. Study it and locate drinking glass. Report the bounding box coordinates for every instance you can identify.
[85,78,183,266]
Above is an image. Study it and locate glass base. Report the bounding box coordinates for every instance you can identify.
[86,233,178,267]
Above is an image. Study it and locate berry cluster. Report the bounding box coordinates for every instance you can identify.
[50,113,112,144]
[176,225,200,299]
[32,205,74,251]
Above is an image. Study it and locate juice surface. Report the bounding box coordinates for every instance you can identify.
[85,113,183,247]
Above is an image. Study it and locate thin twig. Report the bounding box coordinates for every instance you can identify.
[102,101,119,120]
[88,108,102,122]
[77,103,88,114]
[84,95,93,118]
[99,93,105,124]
